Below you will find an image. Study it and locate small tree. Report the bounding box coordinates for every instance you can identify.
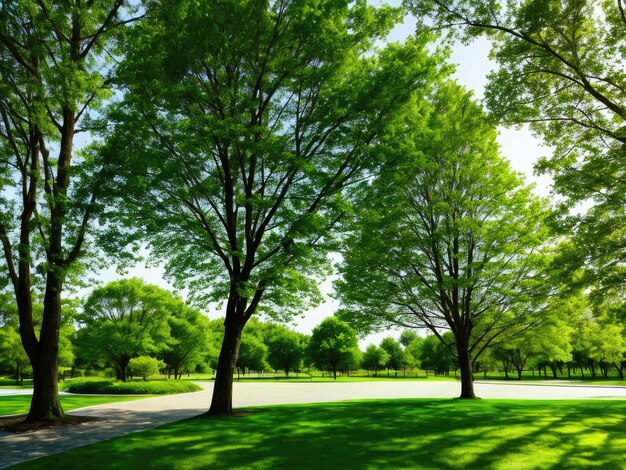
[307,318,359,380]
[380,337,409,374]
[361,345,390,376]
[420,334,455,375]
[264,324,306,377]
[129,356,164,381]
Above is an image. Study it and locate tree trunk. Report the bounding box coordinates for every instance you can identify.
[26,273,64,422]
[456,339,477,399]
[550,364,557,379]
[118,356,130,382]
[207,318,244,416]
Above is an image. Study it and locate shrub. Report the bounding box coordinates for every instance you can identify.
[129,356,164,381]
[61,377,202,394]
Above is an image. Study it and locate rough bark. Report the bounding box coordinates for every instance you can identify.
[456,338,477,399]
[207,317,244,415]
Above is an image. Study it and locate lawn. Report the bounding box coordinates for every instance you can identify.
[14,399,626,469]
[0,394,145,416]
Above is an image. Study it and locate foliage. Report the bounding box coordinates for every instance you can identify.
[409,0,626,298]
[14,399,626,469]
[61,377,201,395]
[128,356,164,381]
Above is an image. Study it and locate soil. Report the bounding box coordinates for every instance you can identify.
[0,414,99,433]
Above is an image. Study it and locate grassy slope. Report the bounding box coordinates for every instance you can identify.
[0,395,144,416]
[15,399,626,469]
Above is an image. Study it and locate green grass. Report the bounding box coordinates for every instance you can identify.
[61,377,203,394]
[0,394,144,416]
[14,399,626,469]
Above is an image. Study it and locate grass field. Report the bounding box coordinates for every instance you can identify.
[13,399,626,469]
[0,394,146,416]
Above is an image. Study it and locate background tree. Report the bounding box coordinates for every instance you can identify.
[361,345,390,376]
[420,334,455,375]
[76,279,172,381]
[405,337,424,371]
[0,0,140,422]
[236,319,270,375]
[161,305,212,380]
[380,337,409,374]
[105,0,445,414]
[307,317,359,380]
[587,320,626,379]
[264,324,306,377]
[336,83,549,398]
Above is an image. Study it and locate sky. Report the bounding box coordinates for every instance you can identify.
[94,10,554,348]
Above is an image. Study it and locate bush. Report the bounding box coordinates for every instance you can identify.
[129,356,164,381]
[61,377,202,395]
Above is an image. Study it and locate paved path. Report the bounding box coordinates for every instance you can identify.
[1,380,626,468]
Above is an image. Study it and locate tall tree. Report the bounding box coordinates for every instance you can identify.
[105,0,444,414]
[336,83,549,398]
[0,0,139,421]
[409,0,626,298]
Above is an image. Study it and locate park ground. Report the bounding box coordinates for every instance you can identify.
[2,380,626,469]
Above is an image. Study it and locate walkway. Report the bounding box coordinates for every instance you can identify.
[2,380,626,469]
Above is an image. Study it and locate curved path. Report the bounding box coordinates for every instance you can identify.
[1,380,625,468]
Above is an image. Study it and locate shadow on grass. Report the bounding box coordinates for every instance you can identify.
[13,399,626,469]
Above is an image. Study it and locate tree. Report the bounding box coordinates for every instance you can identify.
[405,337,424,371]
[129,356,164,381]
[307,317,358,380]
[75,279,172,381]
[410,0,626,299]
[0,326,30,384]
[587,320,626,378]
[161,305,212,380]
[420,334,455,375]
[361,345,390,376]
[336,83,549,398]
[380,337,409,373]
[0,0,140,422]
[105,0,445,414]
[338,347,362,376]
[264,324,306,377]
[236,320,270,375]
